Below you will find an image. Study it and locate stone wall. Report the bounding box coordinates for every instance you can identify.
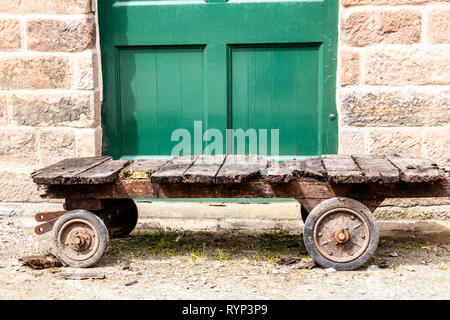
[0,0,101,202]
[0,0,448,209]
[338,0,450,168]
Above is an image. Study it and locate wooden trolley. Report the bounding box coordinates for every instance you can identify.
[31,155,449,270]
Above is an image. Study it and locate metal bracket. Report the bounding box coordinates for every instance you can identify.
[34,211,67,235]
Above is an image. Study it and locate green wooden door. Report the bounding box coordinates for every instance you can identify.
[98,0,338,160]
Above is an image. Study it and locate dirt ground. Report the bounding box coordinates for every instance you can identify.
[0,214,449,300]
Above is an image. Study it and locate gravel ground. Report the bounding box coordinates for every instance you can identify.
[0,214,449,300]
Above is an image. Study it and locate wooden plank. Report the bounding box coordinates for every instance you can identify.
[281,158,327,179]
[40,179,335,200]
[182,155,226,184]
[119,160,168,180]
[32,156,112,185]
[39,178,450,202]
[330,180,450,200]
[261,161,295,183]
[280,160,302,171]
[150,156,196,184]
[322,155,365,183]
[215,155,268,184]
[387,156,445,183]
[299,158,327,179]
[68,160,131,184]
[353,156,400,183]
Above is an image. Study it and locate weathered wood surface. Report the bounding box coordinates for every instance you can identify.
[19,254,63,269]
[150,156,196,184]
[215,155,269,184]
[32,156,112,185]
[69,160,131,184]
[278,158,328,180]
[353,156,400,183]
[322,155,366,184]
[300,158,327,179]
[38,178,450,212]
[182,155,226,184]
[38,180,339,200]
[120,159,168,180]
[387,156,444,183]
[32,155,446,186]
[261,162,295,183]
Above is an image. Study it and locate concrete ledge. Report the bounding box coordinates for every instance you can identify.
[136,218,303,235]
[135,217,450,240]
[378,220,450,241]
[136,201,301,220]
[374,205,450,220]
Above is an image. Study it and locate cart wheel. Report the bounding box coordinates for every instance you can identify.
[98,199,138,238]
[52,210,109,268]
[303,198,379,271]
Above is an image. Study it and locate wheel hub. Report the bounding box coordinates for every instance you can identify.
[69,228,92,251]
[57,219,100,261]
[334,229,349,244]
[313,208,370,263]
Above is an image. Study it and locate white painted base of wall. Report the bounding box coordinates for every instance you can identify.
[135,217,450,240]
[136,201,302,220]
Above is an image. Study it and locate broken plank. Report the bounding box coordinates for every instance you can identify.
[19,254,63,269]
[151,156,196,184]
[182,155,226,184]
[387,156,444,183]
[32,156,112,185]
[68,160,131,184]
[120,159,168,180]
[322,155,365,184]
[353,156,400,183]
[215,155,268,184]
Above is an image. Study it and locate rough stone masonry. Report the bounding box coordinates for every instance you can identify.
[0,0,101,203]
[339,0,450,167]
[338,0,450,220]
[0,0,448,221]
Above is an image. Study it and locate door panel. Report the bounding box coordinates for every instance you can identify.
[98,0,339,159]
[119,47,205,155]
[231,45,319,156]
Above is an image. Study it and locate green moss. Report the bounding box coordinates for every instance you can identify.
[105,230,306,263]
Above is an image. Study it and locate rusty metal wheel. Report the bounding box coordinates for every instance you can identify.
[52,210,109,268]
[304,198,379,271]
[97,199,138,238]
